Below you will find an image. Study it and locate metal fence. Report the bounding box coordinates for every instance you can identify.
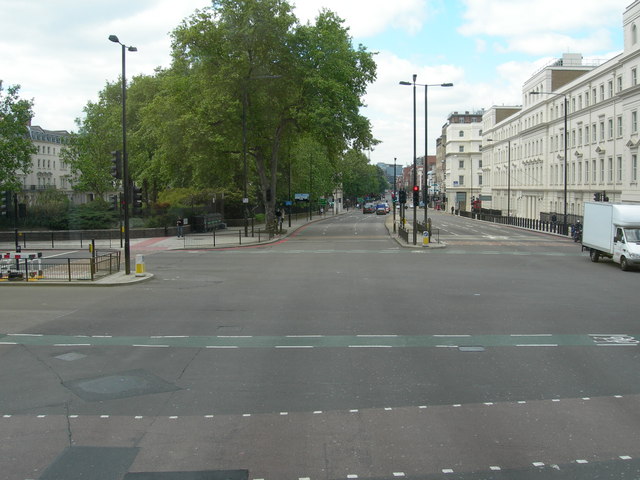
[182,228,277,248]
[460,211,575,236]
[0,250,121,283]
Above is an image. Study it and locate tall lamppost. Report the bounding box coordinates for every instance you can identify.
[393,157,397,233]
[109,35,137,275]
[530,91,568,234]
[400,79,453,236]
[398,74,418,244]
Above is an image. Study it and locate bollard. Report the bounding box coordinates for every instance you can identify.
[135,254,146,276]
[422,230,430,247]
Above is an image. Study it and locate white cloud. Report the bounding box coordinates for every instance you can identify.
[292,0,431,37]
[458,0,628,55]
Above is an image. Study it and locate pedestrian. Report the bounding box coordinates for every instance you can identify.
[451,206,454,215]
[275,208,283,232]
[176,217,184,238]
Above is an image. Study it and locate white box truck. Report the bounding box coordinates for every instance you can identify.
[582,202,640,271]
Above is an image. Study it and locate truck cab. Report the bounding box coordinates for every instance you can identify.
[613,226,640,270]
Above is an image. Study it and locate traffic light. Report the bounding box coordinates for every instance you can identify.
[412,185,419,204]
[0,191,9,216]
[594,192,601,202]
[398,190,407,204]
[110,194,119,211]
[132,185,143,214]
[110,150,122,179]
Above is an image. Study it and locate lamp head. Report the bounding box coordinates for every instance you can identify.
[441,83,453,87]
[399,81,412,85]
[128,46,137,52]
[108,35,119,43]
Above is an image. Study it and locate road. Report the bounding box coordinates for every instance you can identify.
[1,211,640,480]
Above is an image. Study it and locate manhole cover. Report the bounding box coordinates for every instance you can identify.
[54,352,87,362]
[64,369,180,402]
[458,346,486,352]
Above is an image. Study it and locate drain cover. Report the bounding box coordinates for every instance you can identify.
[64,369,180,402]
[458,346,486,352]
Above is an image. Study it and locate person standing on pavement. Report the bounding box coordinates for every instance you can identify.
[176,217,184,238]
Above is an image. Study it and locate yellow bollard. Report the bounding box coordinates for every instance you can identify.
[135,254,146,276]
[422,230,430,246]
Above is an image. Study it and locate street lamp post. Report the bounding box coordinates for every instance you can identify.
[530,91,568,234]
[400,78,453,242]
[393,157,397,233]
[109,35,137,275]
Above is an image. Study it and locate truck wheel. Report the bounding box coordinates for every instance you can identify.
[590,249,600,262]
[620,256,630,271]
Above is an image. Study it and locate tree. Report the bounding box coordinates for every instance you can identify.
[0,82,36,191]
[61,81,121,198]
[170,0,377,226]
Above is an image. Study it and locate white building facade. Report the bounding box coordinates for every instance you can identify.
[442,111,485,211]
[481,1,640,221]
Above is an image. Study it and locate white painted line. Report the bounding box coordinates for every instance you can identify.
[299,477,311,480]
[552,399,561,402]
[0,342,17,345]
[517,401,527,404]
[69,415,78,419]
[490,466,501,471]
[419,405,427,409]
[135,416,144,419]
[347,475,358,479]
[275,346,314,349]
[7,333,43,337]
[243,414,251,417]
[596,344,637,346]
[484,402,494,406]
[349,409,359,413]
[436,345,458,348]
[205,415,214,418]
[100,415,109,418]
[576,459,588,464]
[206,346,239,349]
[589,334,627,336]
[452,404,461,407]
[42,250,78,259]
[384,407,393,411]
[442,469,454,473]
[620,455,632,460]
[510,334,552,337]
[92,335,112,338]
[434,334,471,337]
[348,345,392,348]
[533,462,545,467]
[3,415,12,418]
[169,416,178,419]
[357,334,398,337]
[582,397,591,400]
[615,395,623,398]
[515,344,558,347]
[313,411,323,414]
[132,344,169,348]
[393,473,406,477]
[280,412,288,415]
[37,415,46,418]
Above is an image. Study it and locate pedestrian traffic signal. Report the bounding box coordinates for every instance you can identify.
[111,151,122,179]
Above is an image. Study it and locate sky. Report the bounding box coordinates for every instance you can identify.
[0,0,630,168]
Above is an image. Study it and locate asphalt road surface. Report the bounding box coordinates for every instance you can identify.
[2,211,640,480]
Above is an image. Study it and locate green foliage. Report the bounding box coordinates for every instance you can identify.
[0,82,37,191]
[67,200,118,230]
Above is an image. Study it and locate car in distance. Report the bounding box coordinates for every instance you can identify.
[363,203,376,214]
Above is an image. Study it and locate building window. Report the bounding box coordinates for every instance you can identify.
[608,157,613,182]
[458,175,464,185]
[608,80,613,98]
[617,76,623,93]
[600,121,605,141]
[592,159,597,182]
[459,130,464,137]
[600,159,605,183]
[633,68,638,86]
[600,85,605,101]
[459,146,464,153]
[478,175,483,186]
[633,111,638,133]
[633,154,638,182]
[617,116,623,137]
[608,119,614,139]
[593,87,597,103]
[592,123,597,143]
[585,125,589,144]
[585,160,590,184]
[617,156,623,182]
[585,91,590,106]
[633,24,638,45]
